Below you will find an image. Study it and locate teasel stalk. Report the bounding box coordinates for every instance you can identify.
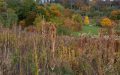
[50,23,56,70]
[41,16,47,75]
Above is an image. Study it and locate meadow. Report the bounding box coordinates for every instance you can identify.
[0,0,120,75]
[0,26,120,75]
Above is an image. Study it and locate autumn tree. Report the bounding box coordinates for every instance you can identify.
[0,0,7,12]
[58,0,70,8]
[74,0,84,10]
[0,0,18,27]
[6,0,21,9]
[74,0,90,15]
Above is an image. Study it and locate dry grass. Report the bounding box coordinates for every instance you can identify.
[0,26,120,75]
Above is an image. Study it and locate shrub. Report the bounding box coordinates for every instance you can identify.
[0,8,18,27]
[110,10,120,20]
[72,14,83,24]
[72,14,83,30]
[84,16,90,25]
[64,17,83,31]
[100,17,112,27]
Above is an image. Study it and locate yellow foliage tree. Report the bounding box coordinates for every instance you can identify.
[100,17,112,27]
[84,16,90,25]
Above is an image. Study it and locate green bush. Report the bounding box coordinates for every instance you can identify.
[0,8,18,27]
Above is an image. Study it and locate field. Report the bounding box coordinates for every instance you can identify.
[0,27,120,75]
[0,0,120,75]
